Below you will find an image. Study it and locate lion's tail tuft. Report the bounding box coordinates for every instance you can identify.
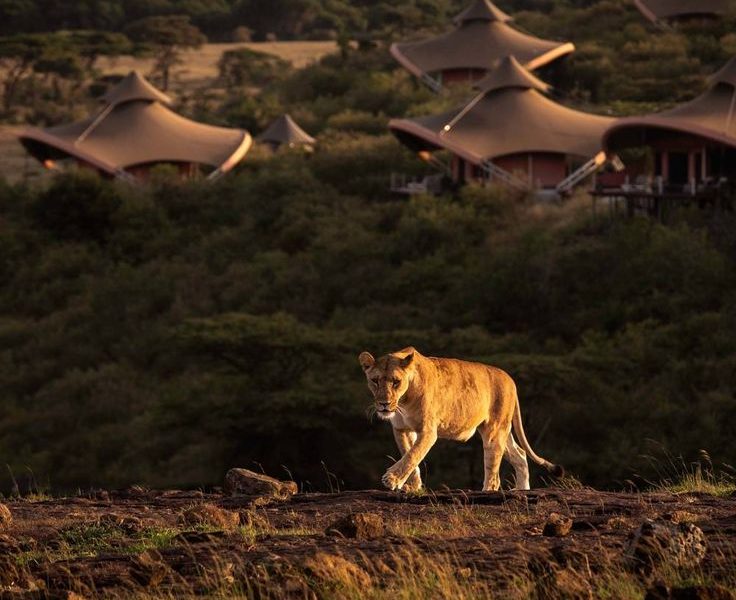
[546,463,565,478]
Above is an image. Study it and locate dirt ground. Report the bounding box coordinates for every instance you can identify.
[2,487,735,598]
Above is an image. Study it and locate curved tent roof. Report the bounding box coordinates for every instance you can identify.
[257,114,316,147]
[19,71,251,179]
[634,0,729,22]
[389,56,613,164]
[603,56,736,152]
[390,0,574,83]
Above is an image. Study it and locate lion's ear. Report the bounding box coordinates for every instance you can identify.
[358,351,375,371]
[400,352,414,368]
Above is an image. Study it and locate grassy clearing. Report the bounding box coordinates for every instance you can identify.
[96,41,337,89]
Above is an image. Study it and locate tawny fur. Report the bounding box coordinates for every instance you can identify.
[359,347,562,492]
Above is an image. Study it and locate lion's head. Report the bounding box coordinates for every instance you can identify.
[358,350,415,420]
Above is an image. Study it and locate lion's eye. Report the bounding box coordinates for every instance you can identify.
[371,378,379,385]
[393,380,400,388]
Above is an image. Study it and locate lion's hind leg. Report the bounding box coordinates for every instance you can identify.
[478,422,509,492]
[504,433,530,491]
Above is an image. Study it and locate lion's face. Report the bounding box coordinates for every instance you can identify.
[358,351,414,420]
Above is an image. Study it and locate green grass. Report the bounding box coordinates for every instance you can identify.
[653,455,736,497]
[15,523,181,566]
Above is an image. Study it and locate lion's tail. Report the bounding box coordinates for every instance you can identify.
[512,392,564,478]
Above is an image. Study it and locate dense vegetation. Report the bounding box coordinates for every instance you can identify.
[0,155,734,493]
[1,1,735,494]
[3,0,736,126]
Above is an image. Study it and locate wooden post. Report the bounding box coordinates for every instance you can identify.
[661,151,669,181]
[688,151,696,185]
[701,147,707,183]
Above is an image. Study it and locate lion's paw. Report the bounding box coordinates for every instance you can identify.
[402,470,423,492]
[381,470,403,491]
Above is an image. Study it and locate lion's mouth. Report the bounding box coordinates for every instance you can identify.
[377,409,395,420]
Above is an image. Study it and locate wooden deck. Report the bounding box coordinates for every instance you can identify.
[590,183,735,219]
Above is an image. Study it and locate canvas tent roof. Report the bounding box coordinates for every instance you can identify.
[390,0,574,81]
[103,70,172,107]
[634,0,729,22]
[454,0,511,24]
[19,71,251,178]
[604,56,736,152]
[257,114,316,147]
[389,56,613,164]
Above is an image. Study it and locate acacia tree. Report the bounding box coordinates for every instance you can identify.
[0,34,48,111]
[66,31,132,71]
[124,15,206,91]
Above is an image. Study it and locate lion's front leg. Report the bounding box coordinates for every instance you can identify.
[383,429,438,491]
[391,429,422,491]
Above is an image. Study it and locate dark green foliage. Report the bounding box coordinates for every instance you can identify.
[31,172,123,244]
[0,166,735,493]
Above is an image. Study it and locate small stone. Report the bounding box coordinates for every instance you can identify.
[0,503,12,529]
[543,512,573,537]
[224,468,298,498]
[97,513,144,533]
[326,512,384,540]
[90,489,110,501]
[607,516,633,530]
[663,510,700,525]
[625,520,707,573]
[178,503,240,530]
[131,550,169,587]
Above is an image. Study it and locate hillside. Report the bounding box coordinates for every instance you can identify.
[2,486,735,598]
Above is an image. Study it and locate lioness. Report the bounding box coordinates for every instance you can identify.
[359,347,563,491]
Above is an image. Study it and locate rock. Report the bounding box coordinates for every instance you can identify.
[97,513,144,533]
[326,512,384,540]
[178,504,240,530]
[224,468,298,498]
[131,550,170,587]
[543,512,573,537]
[646,584,735,600]
[0,503,12,528]
[625,520,707,573]
[662,511,700,525]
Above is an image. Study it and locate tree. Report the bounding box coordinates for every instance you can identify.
[65,31,132,71]
[124,15,206,91]
[0,33,48,111]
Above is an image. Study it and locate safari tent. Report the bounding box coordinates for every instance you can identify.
[257,114,316,150]
[602,55,736,194]
[389,56,613,193]
[634,0,729,23]
[390,0,574,92]
[18,71,252,181]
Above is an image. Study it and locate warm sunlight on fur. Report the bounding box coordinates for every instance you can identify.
[359,347,563,492]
